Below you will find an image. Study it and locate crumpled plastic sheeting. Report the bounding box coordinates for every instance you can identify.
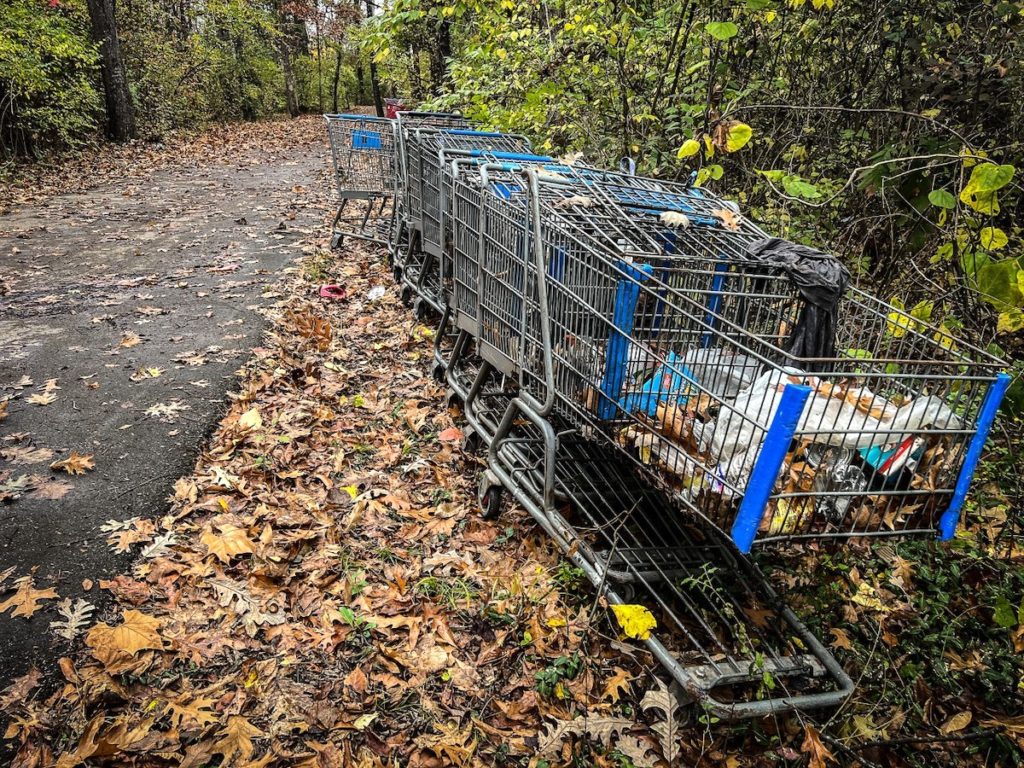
[697,368,963,493]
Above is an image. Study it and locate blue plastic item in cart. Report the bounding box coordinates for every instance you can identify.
[620,351,697,418]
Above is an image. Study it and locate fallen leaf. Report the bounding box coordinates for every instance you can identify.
[438,427,463,442]
[829,627,854,651]
[610,604,657,640]
[800,724,836,768]
[0,577,59,618]
[27,392,57,406]
[212,715,264,764]
[238,407,263,430]
[939,710,972,735]
[50,598,96,640]
[86,609,164,657]
[51,452,95,475]
[201,524,255,563]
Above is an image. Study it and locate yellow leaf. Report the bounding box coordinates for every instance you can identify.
[725,122,753,152]
[546,616,567,628]
[979,226,1008,251]
[354,712,378,731]
[201,524,255,563]
[238,407,262,430]
[610,604,657,640]
[850,582,891,613]
[342,484,359,500]
[676,138,701,159]
[939,710,973,735]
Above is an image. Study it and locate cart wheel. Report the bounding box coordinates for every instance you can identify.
[392,265,403,283]
[614,583,637,603]
[478,475,504,520]
[431,361,445,382]
[400,286,413,308]
[331,232,344,250]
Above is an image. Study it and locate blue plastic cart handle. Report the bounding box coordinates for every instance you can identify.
[469,150,554,162]
[445,129,517,138]
[326,113,384,121]
[597,261,655,420]
[731,382,812,553]
[938,371,1012,540]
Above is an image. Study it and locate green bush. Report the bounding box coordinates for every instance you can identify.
[0,0,100,156]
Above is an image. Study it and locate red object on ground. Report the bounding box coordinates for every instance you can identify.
[384,99,406,119]
[318,284,347,300]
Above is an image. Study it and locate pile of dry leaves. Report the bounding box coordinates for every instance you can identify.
[5,235,769,766]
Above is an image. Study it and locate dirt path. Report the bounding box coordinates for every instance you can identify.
[0,117,330,697]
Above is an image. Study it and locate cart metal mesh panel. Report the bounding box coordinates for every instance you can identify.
[486,419,853,718]
[415,131,533,256]
[325,114,396,195]
[395,112,471,234]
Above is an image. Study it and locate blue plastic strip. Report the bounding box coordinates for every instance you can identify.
[491,181,520,199]
[701,261,729,348]
[731,383,812,553]
[352,129,382,150]
[597,261,654,420]
[938,372,1011,540]
[547,247,566,283]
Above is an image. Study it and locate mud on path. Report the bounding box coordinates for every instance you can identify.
[0,116,331,695]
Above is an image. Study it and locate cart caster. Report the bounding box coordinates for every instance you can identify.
[478,473,504,520]
[431,361,445,382]
[445,387,462,409]
[392,265,402,283]
[400,286,413,308]
[462,428,483,453]
[331,232,344,250]
[413,299,430,322]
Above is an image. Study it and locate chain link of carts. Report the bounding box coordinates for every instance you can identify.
[323,111,1011,720]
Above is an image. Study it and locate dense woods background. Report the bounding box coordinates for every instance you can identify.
[4,1,1022,395]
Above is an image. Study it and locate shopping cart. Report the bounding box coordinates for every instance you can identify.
[480,165,1009,551]
[398,139,540,320]
[324,114,398,247]
[326,118,1011,719]
[391,112,471,275]
[445,160,709,444]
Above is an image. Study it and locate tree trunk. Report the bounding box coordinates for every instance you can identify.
[276,5,300,117]
[428,19,452,96]
[365,0,384,115]
[355,62,366,104]
[332,47,343,113]
[369,60,384,116]
[85,0,136,141]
